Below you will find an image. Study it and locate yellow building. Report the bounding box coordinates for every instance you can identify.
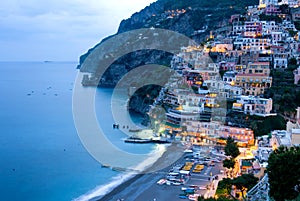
[218,126,255,145]
[235,62,272,96]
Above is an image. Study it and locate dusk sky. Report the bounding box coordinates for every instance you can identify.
[0,0,156,61]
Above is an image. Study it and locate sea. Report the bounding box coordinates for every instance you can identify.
[0,61,163,201]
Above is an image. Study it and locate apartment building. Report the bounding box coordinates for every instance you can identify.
[233,95,273,116]
[235,62,272,96]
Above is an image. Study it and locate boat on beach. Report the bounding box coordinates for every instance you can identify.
[124,136,172,144]
[151,137,172,144]
[124,136,152,143]
[111,166,128,172]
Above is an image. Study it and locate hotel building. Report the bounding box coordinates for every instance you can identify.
[233,95,273,116]
[235,62,272,96]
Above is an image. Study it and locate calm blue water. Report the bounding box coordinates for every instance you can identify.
[0,62,155,201]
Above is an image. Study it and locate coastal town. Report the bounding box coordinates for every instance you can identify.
[124,1,300,201]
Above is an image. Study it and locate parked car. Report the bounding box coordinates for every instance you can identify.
[172,182,182,185]
[199,186,207,190]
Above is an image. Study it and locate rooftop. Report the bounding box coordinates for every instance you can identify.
[239,95,270,101]
[292,129,300,134]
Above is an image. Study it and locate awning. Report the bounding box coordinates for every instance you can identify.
[253,162,261,170]
[165,122,182,128]
[180,170,190,175]
[242,160,252,167]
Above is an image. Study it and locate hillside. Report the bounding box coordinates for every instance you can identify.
[77,0,258,114]
[118,0,258,36]
[78,0,258,69]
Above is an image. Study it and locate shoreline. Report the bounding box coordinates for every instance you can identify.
[96,142,186,201]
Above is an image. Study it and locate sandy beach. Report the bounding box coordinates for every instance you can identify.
[96,142,186,201]
[94,142,226,201]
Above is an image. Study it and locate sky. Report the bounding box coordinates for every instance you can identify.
[0,0,157,61]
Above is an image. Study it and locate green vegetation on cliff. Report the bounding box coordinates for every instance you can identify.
[118,0,258,36]
[80,0,259,68]
[161,0,258,10]
[267,146,300,201]
[265,67,300,115]
[227,111,286,137]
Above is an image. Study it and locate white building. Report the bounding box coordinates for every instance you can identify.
[271,31,283,45]
[186,120,220,137]
[166,109,201,126]
[294,66,300,84]
[262,21,278,35]
[224,84,243,99]
[287,108,300,134]
[270,130,292,148]
[233,95,274,116]
[291,129,300,146]
[259,0,278,8]
[280,20,297,31]
[232,24,245,35]
[223,71,236,85]
[234,37,271,53]
[185,120,255,144]
[290,107,300,146]
[244,21,263,38]
[280,0,300,7]
[273,53,288,68]
[285,40,299,58]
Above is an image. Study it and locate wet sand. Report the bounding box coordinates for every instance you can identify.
[96,142,186,201]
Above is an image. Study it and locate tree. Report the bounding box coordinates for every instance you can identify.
[288,30,297,38]
[217,178,235,198]
[250,115,286,137]
[197,195,235,201]
[267,146,300,201]
[279,4,290,14]
[232,174,259,199]
[223,158,235,169]
[223,137,240,173]
[259,13,282,23]
[288,57,298,71]
[264,68,300,117]
[295,21,300,31]
[224,137,240,158]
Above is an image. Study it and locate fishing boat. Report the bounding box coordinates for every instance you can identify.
[124,136,152,143]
